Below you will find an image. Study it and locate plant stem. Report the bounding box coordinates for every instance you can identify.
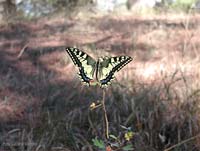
[102,89,109,139]
[164,133,200,151]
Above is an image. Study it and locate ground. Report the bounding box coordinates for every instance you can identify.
[0,12,200,150]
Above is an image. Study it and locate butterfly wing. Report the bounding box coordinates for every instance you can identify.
[66,47,96,85]
[97,56,132,87]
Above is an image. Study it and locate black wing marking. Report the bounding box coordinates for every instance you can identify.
[98,56,132,87]
[66,47,96,85]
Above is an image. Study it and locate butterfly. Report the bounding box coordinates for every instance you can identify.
[66,47,132,88]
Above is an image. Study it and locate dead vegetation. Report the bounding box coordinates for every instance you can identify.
[0,12,200,151]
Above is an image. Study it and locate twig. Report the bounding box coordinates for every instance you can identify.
[164,133,200,151]
[88,109,98,136]
[17,44,28,59]
[102,89,109,139]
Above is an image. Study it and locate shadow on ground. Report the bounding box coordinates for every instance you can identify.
[0,16,200,151]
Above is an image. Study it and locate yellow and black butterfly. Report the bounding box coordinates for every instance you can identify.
[66,47,132,88]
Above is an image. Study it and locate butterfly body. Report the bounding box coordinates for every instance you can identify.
[66,47,132,88]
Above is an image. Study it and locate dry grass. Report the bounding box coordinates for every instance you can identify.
[0,12,200,151]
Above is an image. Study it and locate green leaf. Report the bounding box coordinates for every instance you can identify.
[92,138,105,149]
[122,144,134,151]
[109,134,118,140]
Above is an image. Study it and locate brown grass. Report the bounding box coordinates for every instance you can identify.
[0,12,200,151]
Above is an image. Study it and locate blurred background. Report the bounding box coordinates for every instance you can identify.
[0,0,200,151]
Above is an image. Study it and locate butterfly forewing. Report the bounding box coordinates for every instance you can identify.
[98,56,132,87]
[66,47,133,88]
[66,47,96,85]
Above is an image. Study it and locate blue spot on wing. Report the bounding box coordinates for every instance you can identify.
[66,47,93,85]
[79,68,92,84]
[99,56,132,87]
[100,72,114,85]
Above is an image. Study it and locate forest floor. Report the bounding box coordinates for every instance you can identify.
[0,12,200,150]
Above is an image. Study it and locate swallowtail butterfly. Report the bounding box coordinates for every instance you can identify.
[66,47,132,88]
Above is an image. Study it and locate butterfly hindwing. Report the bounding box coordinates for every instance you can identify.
[66,47,96,85]
[98,56,132,87]
[66,47,133,87]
